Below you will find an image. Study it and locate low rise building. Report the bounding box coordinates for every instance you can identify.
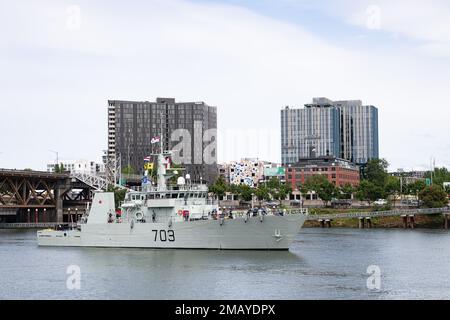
[220,158,276,187]
[390,169,427,185]
[286,156,360,190]
[47,159,105,175]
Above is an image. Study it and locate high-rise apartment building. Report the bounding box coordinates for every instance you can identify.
[334,99,378,164]
[107,98,217,184]
[281,97,378,165]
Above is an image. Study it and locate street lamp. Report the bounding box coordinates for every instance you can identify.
[49,150,59,171]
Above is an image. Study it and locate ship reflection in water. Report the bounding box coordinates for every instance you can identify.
[1,228,450,300]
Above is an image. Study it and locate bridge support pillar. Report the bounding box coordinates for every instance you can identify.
[318,219,325,228]
[365,217,372,228]
[401,215,407,228]
[358,217,365,229]
[55,187,64,223]
[408,215,415,229]
[444,214,449,230]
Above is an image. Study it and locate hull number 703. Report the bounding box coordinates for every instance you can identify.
[152,230,175,242]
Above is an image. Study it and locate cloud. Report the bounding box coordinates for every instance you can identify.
[318,0,450,58]
[0,0,449,172]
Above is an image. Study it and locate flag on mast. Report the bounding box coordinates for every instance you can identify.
[144,156,151,162]
[151,136,160,144]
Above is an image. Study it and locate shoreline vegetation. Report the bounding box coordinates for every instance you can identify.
[304,211,445,229]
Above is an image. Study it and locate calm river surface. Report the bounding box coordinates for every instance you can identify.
[1,228,450,300]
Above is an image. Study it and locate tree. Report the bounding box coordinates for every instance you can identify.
[266,177,281,190]
[356,180,385,205]
[227,183,240,195]
[264,177,291,204]
[406,180,426,196]
[209,176,227,199]
[385,176,400,206]
[107,185,127,210]
[418,186,448,208]
[304,175,337,207]
[339,183,354,199]
[237,184,253,202]
[54,163,65,173]
[254,185,270,205]
[276,183,292,203]
[363,158,389,187]
[122,165,135,175]
[385,176,400,195]
[425,167,450,187]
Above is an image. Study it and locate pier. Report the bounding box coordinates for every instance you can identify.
[307,207,450,229]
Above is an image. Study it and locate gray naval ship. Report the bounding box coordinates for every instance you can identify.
[38,141,307,250]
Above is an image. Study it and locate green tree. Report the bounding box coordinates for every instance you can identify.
[356,180,385,205]
[304,175,337,207]
[418,186,448,208]
[264,177,291,204]
[425,167,450,187]
[107,185,127,210]
[209,176,227,199]
[227,183,241,195]
[54,163,65,173]
[266,177,281,190]
[406,180,426,195]
[276,183,292,203]
[254,185,270,205]
[363,158,389,187]
[237,184,253,202]
[339,183,354,199]
[122,165,135,175]
[385,176,400,195]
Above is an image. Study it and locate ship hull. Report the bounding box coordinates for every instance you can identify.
[37,214,306,250]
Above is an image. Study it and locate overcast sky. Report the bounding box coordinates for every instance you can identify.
[1,0,450,171]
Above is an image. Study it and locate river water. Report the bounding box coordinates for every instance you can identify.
[1,228,449,300]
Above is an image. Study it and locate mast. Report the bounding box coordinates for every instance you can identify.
[157,113,167,191]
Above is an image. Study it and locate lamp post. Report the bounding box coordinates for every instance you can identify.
[35,209,38,223]
[49,150,59,171]
[43,208,46,223]
[27,209,30,223]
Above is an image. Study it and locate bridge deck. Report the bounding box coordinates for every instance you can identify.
[0,169,69,180]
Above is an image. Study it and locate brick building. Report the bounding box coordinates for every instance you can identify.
[286,156,360,190]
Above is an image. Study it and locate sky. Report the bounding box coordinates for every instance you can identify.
[1,0,450,172]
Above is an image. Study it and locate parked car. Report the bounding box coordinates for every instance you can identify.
[264,201,279,207]
[374,199,388,206]
[331,199,352,208]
